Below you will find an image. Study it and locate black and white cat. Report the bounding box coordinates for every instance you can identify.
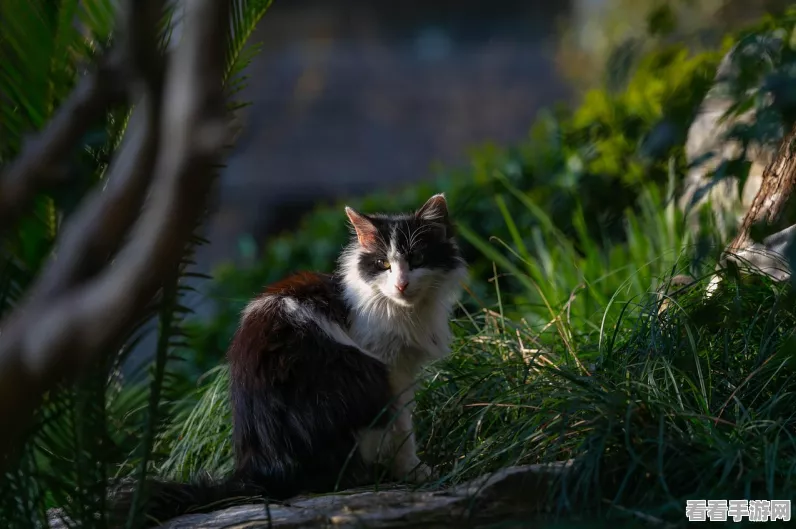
[119,194,467,525]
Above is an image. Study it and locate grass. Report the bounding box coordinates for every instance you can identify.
[417,270,796,521]
[156,178,796,526]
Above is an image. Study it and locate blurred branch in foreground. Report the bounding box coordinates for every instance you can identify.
[0,0,232,466]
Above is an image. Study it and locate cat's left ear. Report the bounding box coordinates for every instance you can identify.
[416,193,451,237]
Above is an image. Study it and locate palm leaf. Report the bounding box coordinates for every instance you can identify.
[151,0,275,483]
[225,0,273,87]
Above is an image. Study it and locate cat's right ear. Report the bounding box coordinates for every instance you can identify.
[345,207,379,249]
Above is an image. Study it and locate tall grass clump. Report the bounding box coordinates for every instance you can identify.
[457,171,690,356]
[418,268,796,520]
[412,179,796,522]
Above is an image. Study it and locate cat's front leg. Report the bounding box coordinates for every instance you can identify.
[389,368,438,482]
[357,375,437,484]
[357,409,435,484]
[388,403,437,483]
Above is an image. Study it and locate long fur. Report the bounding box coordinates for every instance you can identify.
[112,194,467,527]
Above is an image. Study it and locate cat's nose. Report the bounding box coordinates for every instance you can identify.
[396,281,409,293]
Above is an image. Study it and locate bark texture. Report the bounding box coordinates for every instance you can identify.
[728,123,796,251]
[722,123,796,281]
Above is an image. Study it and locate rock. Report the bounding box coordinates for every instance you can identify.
[679,31,784,242]
[155,461,576,528]
[678,30,796,288]
[656,274,697,317]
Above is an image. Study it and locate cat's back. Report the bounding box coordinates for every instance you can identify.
[228,271,352,364]
[250,270,348,325]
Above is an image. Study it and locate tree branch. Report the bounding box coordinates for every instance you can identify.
[721,122,796,282]
[0,0,231,464]
[30,0,168,300]
[0,54,123,237]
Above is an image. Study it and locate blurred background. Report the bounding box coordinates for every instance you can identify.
[194,0,783,308]
[204,0,572,271]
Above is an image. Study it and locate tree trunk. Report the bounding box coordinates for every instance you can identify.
[724,122,796,278]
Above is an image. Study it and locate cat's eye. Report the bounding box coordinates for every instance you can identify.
[375,259,391,270]
[408,251,424,267]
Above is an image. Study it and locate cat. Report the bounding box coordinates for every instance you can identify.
[112,193,468,527]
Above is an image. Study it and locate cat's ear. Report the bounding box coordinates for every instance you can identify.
[416,193,451,237]
[416,193,449,223]
[345,206,379,249]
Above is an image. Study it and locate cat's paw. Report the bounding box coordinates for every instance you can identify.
[402,461,438,484]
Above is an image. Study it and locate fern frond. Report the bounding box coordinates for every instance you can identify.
[224,0,273,88]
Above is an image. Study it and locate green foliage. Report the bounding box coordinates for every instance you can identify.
[0,0,114,160]
[458,172,686,336]
[0,1,273,528]
[703,8,796,181]
[157,365,234,481]
[0,4,124,524]
[415,269,796,521]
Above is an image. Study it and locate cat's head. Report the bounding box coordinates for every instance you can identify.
[339,194,467,309]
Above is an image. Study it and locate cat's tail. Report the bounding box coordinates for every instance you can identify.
[109,473,299,528]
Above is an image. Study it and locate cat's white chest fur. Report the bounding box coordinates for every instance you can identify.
[340,253,465,374]
[335,193,468,483]
[347,302,452,374]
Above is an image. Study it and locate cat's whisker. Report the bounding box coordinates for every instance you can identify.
[408,224,433,251]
